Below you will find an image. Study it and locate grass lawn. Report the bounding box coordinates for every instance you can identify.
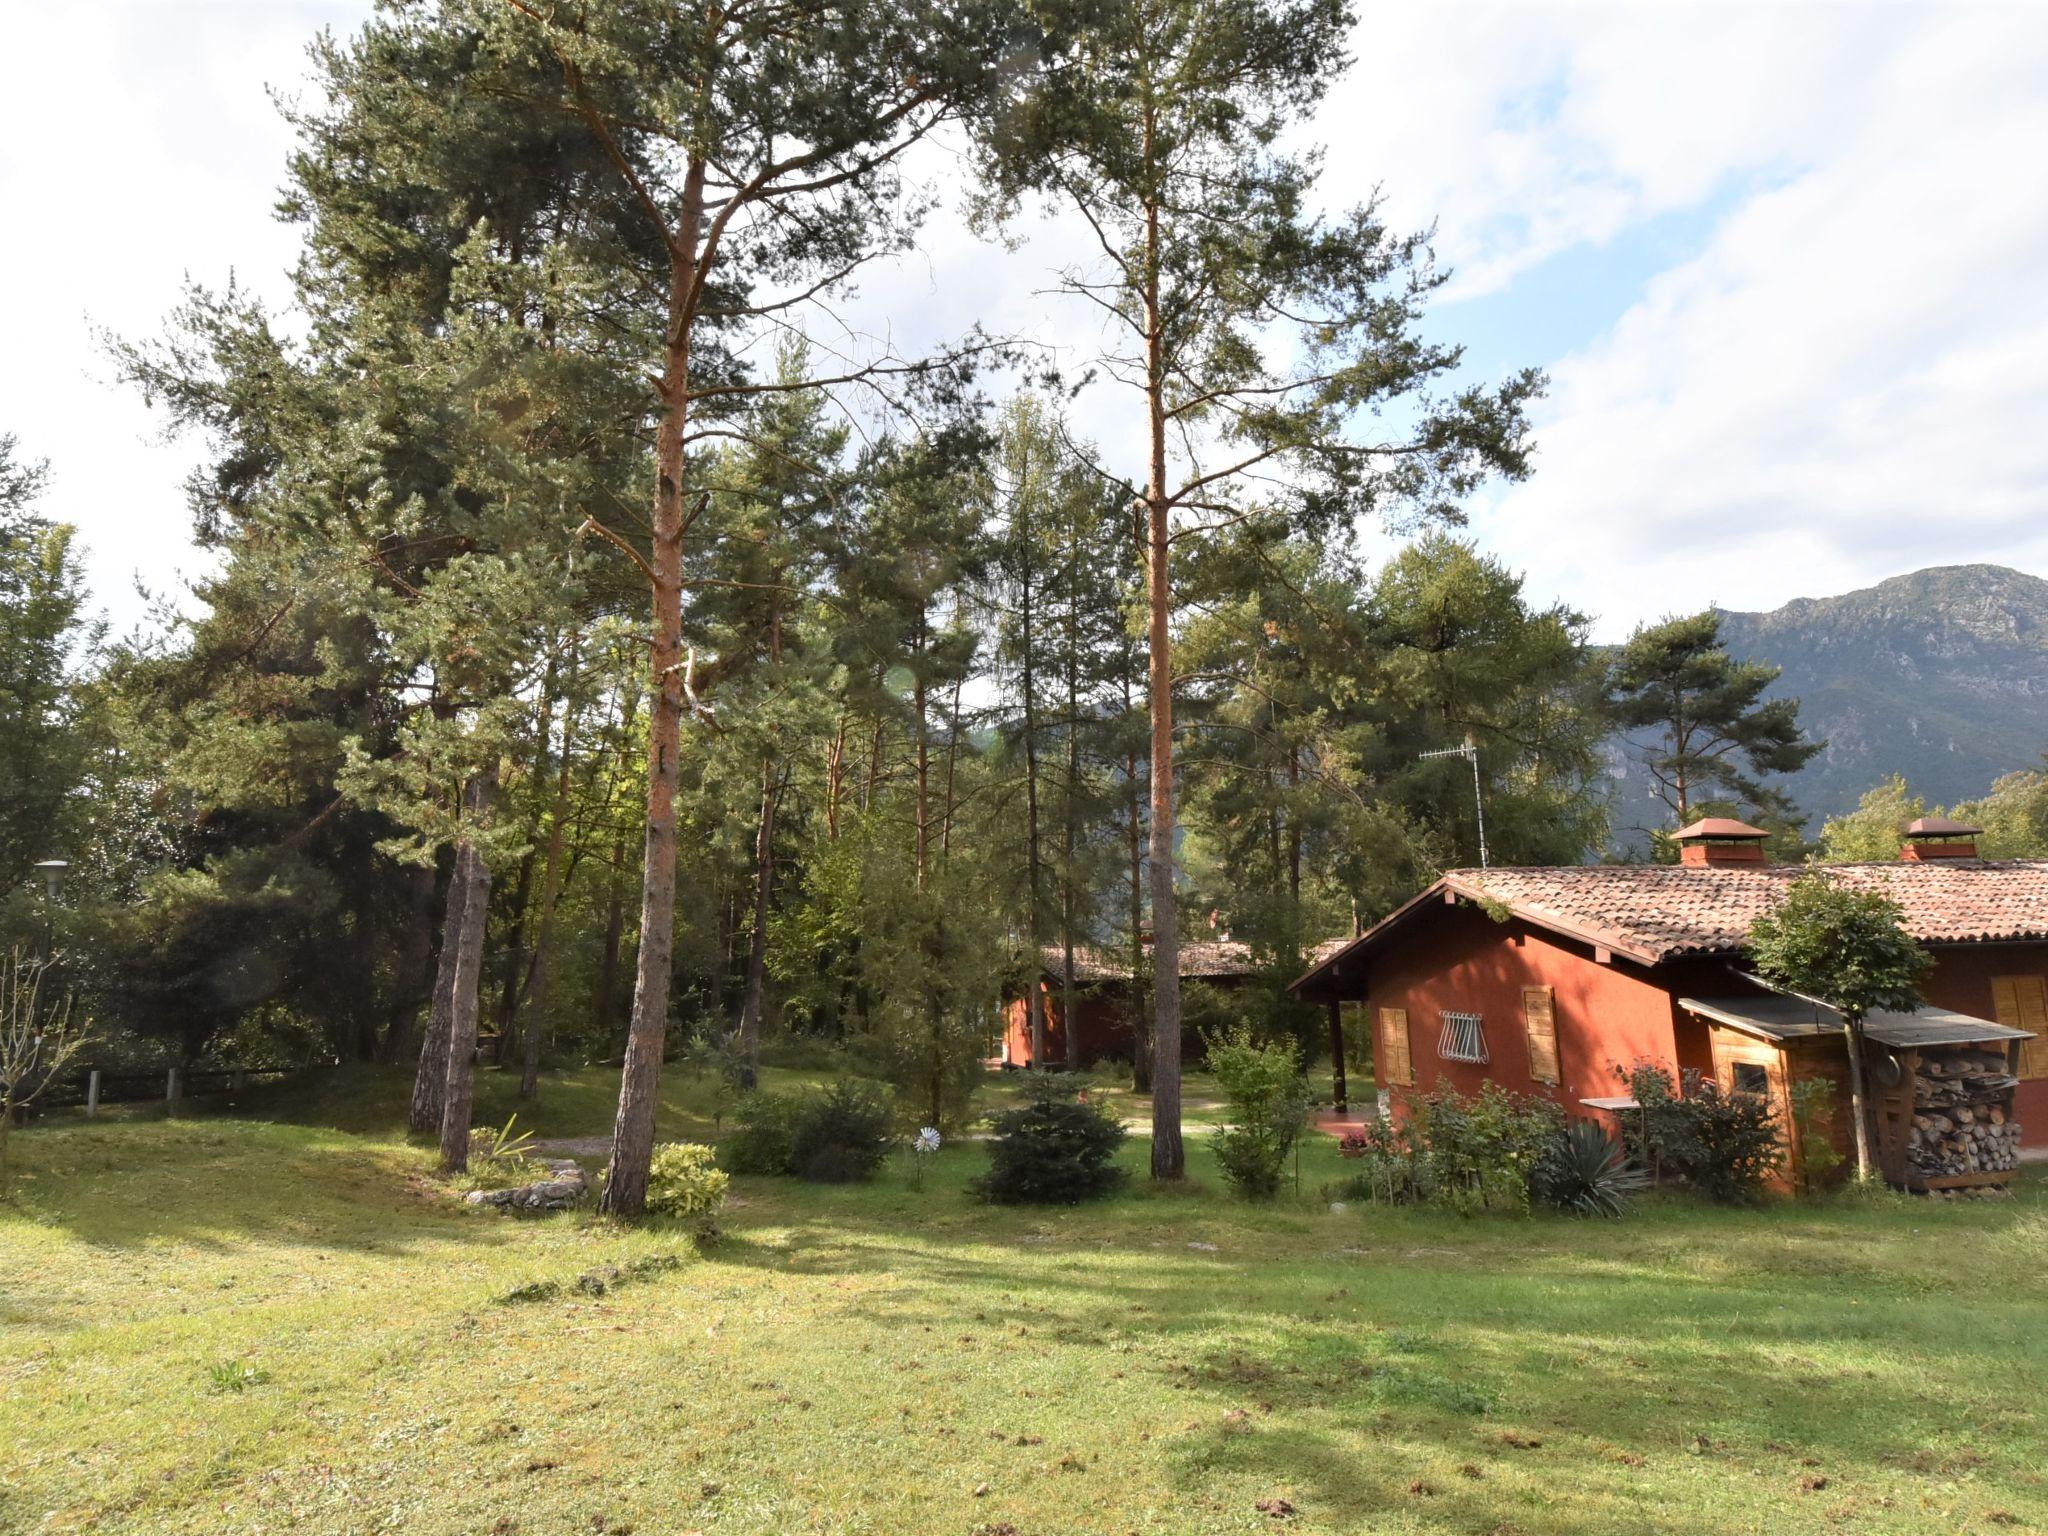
[3,1065,2045,1536]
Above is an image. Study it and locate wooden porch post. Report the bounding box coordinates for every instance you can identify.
[1326,998,1347,1114]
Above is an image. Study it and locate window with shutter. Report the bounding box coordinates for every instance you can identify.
[1991,975,2048,1079]
[1378,1006,1413,1087]
[1522,986,1560,1084]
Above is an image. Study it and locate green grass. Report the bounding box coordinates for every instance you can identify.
[3,1066,2045,1535]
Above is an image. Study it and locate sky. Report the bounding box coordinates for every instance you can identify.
[4,1,2046,642]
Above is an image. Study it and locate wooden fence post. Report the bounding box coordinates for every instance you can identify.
[85,1070,100,1118]
[165,1066,183,1106]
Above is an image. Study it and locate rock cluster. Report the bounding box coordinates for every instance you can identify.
[463,1158,589,1211]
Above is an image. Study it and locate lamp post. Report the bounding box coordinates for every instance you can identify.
[32,860,68,962]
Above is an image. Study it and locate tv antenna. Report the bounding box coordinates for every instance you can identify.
[1418,735,1489,869]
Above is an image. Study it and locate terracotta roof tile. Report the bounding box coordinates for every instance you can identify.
[1036,938,1340,983]
[1443,860,2048,964]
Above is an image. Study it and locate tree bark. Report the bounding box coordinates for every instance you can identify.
[492,848,536,1067]
[437,780,495,1173]
[409,848,469,1137]
[825,714,847,841]
[521,646,580,1100]
[601,157,706,1219]
[1126,672,1150,1094]
[1141,145,1183,1179]
[1062,600,1081,1072]
[1017,453,1048,1069]
[1843,1016,1875,1181]
[737,754,779,1091]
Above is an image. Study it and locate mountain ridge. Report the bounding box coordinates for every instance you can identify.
[1713,563,2048,821]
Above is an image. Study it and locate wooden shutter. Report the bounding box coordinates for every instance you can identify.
[1378,1006,1413,1087]
[1523,986,1560,1085]
[1991,975,2048,1079]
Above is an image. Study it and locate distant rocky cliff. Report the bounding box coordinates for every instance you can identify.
[1715,564,2048,821]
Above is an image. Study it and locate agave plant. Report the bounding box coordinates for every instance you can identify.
[465,1114,538,1185]
[1533,1120,1651,1218]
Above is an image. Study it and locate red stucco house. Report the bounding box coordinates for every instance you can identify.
[1291,818,2046,1191]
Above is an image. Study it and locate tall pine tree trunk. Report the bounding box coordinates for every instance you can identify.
[1126,673,1150,1093]
[437,770,496,1172]
[492,849,535,1066]
[602,158,706,1218]
[1141,156,1184,1179]
[737,755,779,1091]
[521,646,580,1100]
[1062,587,1082,1071]
[409,850,469,1137]
[1017,461,1049,1069]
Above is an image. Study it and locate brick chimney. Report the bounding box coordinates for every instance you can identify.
[1900,815,1981,861]
[1672,817,1770,868]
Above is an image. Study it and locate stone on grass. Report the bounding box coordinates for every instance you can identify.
[463,1158,589,1212]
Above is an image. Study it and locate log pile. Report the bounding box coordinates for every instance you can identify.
[1907,1048,2021,1181]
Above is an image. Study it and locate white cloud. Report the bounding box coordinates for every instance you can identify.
[1466,3,2048,634]
[0,1,373,633]
[4,1,2044,646]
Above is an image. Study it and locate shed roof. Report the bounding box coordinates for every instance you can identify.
[1677,994,2032,1049]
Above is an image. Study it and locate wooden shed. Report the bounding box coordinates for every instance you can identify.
[1677,994,2031,1192]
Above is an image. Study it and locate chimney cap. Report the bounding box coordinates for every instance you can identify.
[1904,815,1981,838]
[1673,817,1770,842]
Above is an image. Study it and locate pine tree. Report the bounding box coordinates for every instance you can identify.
[979,6,1542,1171]
[1607,610,1823,833]
[0,436,98,907]
[469,0,1013,1215]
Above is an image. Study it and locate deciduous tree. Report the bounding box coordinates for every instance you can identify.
[1749,870,1931,1182]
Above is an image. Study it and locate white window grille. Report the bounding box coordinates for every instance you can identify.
[1438,1011,1488,1064]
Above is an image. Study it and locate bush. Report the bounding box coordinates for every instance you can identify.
[976,1077,1127,1204]
[645,1142,729,1220]
[789,1078,896,1182]
[1529,1120,1649,1217]
[1620,1064,1782,1203]
[1207,1029,1310,1200]
[1408,1083,1562,1214]
[720,1092,799,1175]
[722,1079,897,1183]
[1324,1084,1562,1214]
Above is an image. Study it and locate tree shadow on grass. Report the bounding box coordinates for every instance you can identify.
[696,1196,2048,1535]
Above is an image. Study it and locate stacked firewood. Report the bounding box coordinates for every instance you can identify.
[1907,1048,2021,1179]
